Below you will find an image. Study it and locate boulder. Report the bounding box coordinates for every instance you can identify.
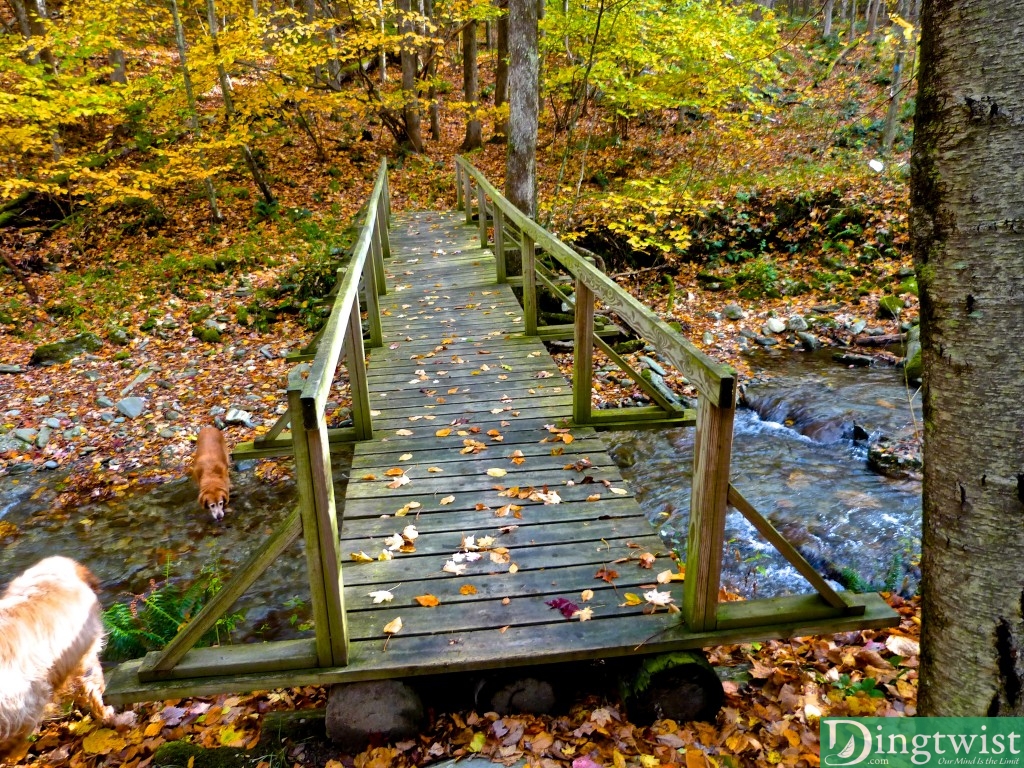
[903,325,922,382]
[764,317,786,334]
[116,397,146,418]
[786,315,808,332]
[723,303,745,321]
[877,295,903,319]
[30,332,103,365]
[325,680,423,752]
[796,331,821,351]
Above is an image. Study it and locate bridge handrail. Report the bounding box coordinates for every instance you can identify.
[454,156,735,407]
[301,157,390,430]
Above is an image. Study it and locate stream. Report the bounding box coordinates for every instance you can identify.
[0,349,922,641]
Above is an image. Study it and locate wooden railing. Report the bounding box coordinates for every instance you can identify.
[454,156,863,632]
[136,159,391,682]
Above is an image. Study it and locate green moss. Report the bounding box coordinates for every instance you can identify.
[152,741,254,768]
[193,326,221,343]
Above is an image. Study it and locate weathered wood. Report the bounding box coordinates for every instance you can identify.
[105,592,897,706]
[137,506,303,680]
[523,234,537,336]
[363,244,383,348]
[727,484,855,611]
[477,184,488,247]
[594,336,683,415]
[343,299,373,441]
[455,162,464,210]
[573,278,595,424]
[454,157,734,407]
[494,207,507,283]
[682,395,736,631]
[376,197,391,262]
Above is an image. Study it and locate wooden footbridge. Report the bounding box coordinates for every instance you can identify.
[105,159,897,704]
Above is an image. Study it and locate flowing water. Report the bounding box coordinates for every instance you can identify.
[0,349,922,642]
[604,348,922,598]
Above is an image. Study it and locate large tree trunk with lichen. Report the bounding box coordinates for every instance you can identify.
[912,0,1024,716]
[493,0,508,139]
[461,20,483,150]
[396,0,422,152]
[504,0,537,217]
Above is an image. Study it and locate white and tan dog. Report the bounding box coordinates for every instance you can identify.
[192,426,232,521]
[0,557,117,763]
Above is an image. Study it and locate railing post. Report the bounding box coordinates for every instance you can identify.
[346,298,373,440]
[376,195,391,263]
[477,185,488,247]
[363,240,383,348]
[382,164,392,221]
[572,278,594,424]
[463,171,474,225]
[493,207,507,283]
[288,377,335,668]
[681,393,736,632]
[455,161,464,211]
[522,233,537,336]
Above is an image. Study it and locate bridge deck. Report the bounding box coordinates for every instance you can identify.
[104,211,896,703]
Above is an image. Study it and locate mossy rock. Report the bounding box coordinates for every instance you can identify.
[153,740,256,768]
[30,332,103,365]
[193,326,221,343]
[624,651,724,724]
[898,276,918,296]
[877,295,903,319]
[188,305,215,324]
[106,325,132,346]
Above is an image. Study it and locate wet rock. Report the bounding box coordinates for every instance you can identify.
[739,328,758,340]
[0,364,24,374]
[811,303,841,313]
[14,428,37,444]
[903,325,922,382]
[481,677,556,715]
[0,432,24,452]
[36,427,52,448]
[8,462,34,474]
[116,397,146,418]
[833,352,873,367]
[96,395,115,408]
[848,319,867,335]
[107,326,132,346]
[225,408,254,426]
[723,303,745,321]
[796,331,821,351]
[868,436,923,479]
[43,460,59,470]
[32,395,51,406]
[326,680,424,752]
[43,417,60,429]
[260,345,278,360]
[30,332,103,365]
[764,317,786,334]
[786,315,808,332]
[82,370,101,382]
[755,336,778,346]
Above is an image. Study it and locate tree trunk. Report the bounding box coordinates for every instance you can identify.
[912,0,1024,716]
[396,0,422,151]
[8,0,33,40]
[205,0,275,204]
[494,0,508,139]
[108,49,127,84]
[823,0,834,37]
[847,0,857,42]
[461,20,483,150]
[880,38,907,154]
[377,0,387,83]
[169,0,222,222]
[423,0,440,139]
[504,0,538,217]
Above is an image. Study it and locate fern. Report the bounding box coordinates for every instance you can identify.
[102,564,245,662]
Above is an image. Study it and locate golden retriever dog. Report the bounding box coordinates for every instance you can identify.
[193,426,231,521]
[0,557,117,763]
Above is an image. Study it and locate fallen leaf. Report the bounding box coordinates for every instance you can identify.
[581,589,594,602]
[388,474,411,489]
[81,729,126,755]
[443,560,467,575]
[595,567,619,583]
[572,607,594,621]
[508,563,518,574]
[350,551,374,563]
[436,428,452,437]
[395,429,414,436]
[368,590,394,603]
[399,453,413,461]
[415,594,440,607]
[609,487,628,495]
[638,552,656,568]
[644,589,675,607]
[586,493,601,502]
[657,569,674,584]
[383,617,403,634]
[439,495,455,505]
[459,584,477,595]
[487,467,508,477]
[622,593,643,606]
[361,474,377,481]
[384,467,406,477]
[427,466,444,474]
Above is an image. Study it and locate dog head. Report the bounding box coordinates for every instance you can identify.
[199,489,229,521]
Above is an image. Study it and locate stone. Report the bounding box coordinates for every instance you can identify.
[116,397,146,418]
[99,412,115,422]
[325,681,424,752]
[723,303,745,321]
[639,356,665,376]
[0,433,23,452]
[260,345,278,360]
[225,408,253,426]
[739,328,758,340]
[31,395,51,406]
[36,426,51,448]
[43,460,59,470]
[764,317,786,334]
[796,331,821,351]
[483,677,557,715]
[833,352,873,367]
[849,319,867,335]
[63,426,84,439]
[159,429,176,439]
[164,409,180,421]
[755,336,779,347]
[811,303,840,313]
[786,315,808,332]
[903,325,922,382]
[82,370,101,382]
[43,417,61,429]
[97,395,115,408]
[0,364,24,374]
[702,331,715,345]
[30,332,103,365]
[107,326,132,346]
[14,428,37,443]
[121,371,153,395]
[7,463,34,474]
[877,295,903,319]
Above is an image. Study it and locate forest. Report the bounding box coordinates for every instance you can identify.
[5,0,1016,764]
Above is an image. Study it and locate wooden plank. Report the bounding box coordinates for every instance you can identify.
[727,484,854,611]
[587,406,696,424]
[682,394,736,631]
[138,506,303,680]
[376,198,391,262]
[573,278,594,425]
[594,336,683,415]
[105,593,896,705]
[343,299,373,441]
[494,207,507,283]
[455,161,463,210]
[363,244,383,349]
[477,184,488,247]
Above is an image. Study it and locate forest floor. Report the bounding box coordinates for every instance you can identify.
[0,26,920,768]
